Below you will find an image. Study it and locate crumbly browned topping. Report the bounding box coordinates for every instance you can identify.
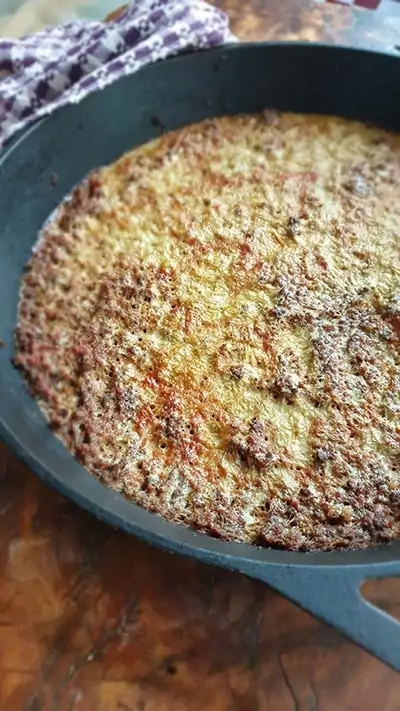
[15,112,400,551]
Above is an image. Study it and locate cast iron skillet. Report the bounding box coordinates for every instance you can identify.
[1,42,400,670]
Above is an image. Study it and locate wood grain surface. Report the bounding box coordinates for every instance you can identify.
[1,1,400,709]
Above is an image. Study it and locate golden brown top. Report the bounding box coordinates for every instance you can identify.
[16,112,400,550]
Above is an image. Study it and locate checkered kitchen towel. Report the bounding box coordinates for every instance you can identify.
[0,0,235,149]
[0,0,384,149]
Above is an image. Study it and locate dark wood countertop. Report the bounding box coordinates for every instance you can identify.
[1,1,400,708]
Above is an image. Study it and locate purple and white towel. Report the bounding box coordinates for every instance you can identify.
[0,0,235,149]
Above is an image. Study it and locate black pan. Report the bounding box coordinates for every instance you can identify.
[1,42,399,670]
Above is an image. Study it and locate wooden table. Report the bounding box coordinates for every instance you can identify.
[1,1,400,709]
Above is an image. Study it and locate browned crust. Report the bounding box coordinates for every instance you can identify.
[14,112,400,551]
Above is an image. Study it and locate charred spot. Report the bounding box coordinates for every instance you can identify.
[58,173,103,229]
[372,513,386,531]
[285,496,300,512]
[372,134,388,145]
[230,419,274,469]
[389,490,400,506]
[261,109,279,125]
[384,293,400,335]
[271,374,299,403]
[140,470,160,493]
[344,169,371,198]
[257,266,272,288]
[87,175,102,199]
[117,387,139,416]
[163,413,186,441]
[344,478,365,496]
[58,212,71,232]
[249,417,264,434]
[299,487,312,500]
[272,352,301,402]
[49,416,64,432]
[286,215,300,240]
[361,510,390,535]
[324,505,347,525]
[314,447,332,465]
[379,325,392,341]
[230,365,244,380]
[271,305,285,319]
[353,250,371,264]
[375,529,394,543]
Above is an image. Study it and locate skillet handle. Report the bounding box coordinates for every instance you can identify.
[237,560,400,671]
